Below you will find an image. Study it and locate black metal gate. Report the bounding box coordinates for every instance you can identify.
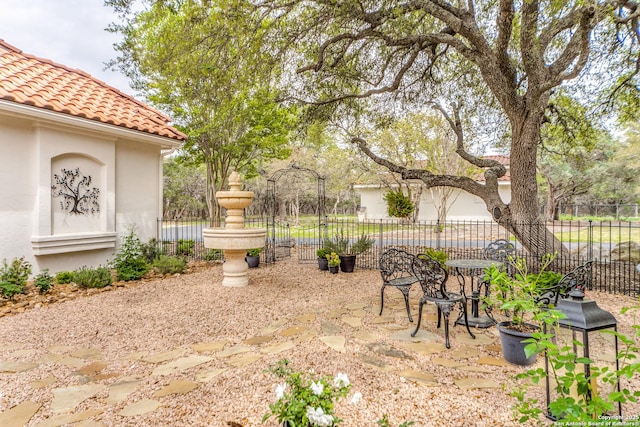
[265,164,326,263]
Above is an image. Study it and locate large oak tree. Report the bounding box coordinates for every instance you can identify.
[260,0,640,255]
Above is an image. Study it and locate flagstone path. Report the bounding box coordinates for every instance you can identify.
[0,291,521,427]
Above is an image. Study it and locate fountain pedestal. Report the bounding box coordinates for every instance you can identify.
[202,172,266,287]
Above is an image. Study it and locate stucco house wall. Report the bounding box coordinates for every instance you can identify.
[0,40,184,274]
[355,174,511,221]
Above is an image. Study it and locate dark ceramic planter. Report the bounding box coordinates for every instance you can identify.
[496,321,539,366]
[318,257,329,271]
[339,254,356,273]
[246,255,260,268]
[329,265,339,274]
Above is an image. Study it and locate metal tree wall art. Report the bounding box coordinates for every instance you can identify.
[51,168,100,214]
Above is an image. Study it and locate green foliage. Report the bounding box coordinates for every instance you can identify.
[141,238,164,263]
[55,271,74,284]
[176,239,195,256]
[316,248,330,259]
[73,266,112,289]
[107,1,296,224]
[204,249,223,261]
[0,282,23,299]
[323,229,375,255]
[482,254,556,327]
[247,248,262,257]
[112,229,149,281]
[34,269,54,294]
[377,414,415,427]
[512,301,640,423]
[1,257,31,287]
[326,252,340,267]
[423,248,448,266]
[152,255,187,275]
[383,190,414,219]
[163,158,207,219]
[262,359,353,426]
[116,258,150,282]
[0,257,32,298]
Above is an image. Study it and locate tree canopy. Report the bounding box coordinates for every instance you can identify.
[106,0,296,225]
[256,0,640,254]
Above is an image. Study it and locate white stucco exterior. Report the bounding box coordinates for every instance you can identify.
[0,101,180,274]
[355,181,512,221]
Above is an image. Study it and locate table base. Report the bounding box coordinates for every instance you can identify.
[456,314,495,329]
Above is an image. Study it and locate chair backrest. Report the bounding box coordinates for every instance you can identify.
[536,261,594,307]
[484,239,516,263]
[411,254,449,299]
[378,248,416,282]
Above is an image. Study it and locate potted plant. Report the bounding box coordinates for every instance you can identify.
[483,254,559,366]
[246,248,262,268]
[327,252,340,274]
[316,248,330,271]
[323,230,375,273]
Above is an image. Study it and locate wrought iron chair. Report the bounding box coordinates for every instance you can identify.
[410,254,475,349]
[535,261,594,307]
[378,248,420,322]
[484,238,516,317]
[484,238,516,265]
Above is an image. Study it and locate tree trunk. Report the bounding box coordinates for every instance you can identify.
[500,112,569,258]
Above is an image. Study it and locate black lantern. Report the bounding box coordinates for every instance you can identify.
[544,289,621,420]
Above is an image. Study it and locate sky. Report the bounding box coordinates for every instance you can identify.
[0,0,135,96]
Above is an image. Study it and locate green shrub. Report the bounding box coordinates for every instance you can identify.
[55,271,74,284]
[423,248,448,266]
[0,257,32,298]
[247,248,262,257]
[204,249,223,261]
[141,238,164,263]
[115,258,149,281]
[152,255,187,275]
[176,239,195,256]
[1,257,31,287]
[73,266,112,289]
[34,269,54,294]
[316,248,330,259]
[112,229,149,281]
[0,282,23,299]
[383,190,415,219]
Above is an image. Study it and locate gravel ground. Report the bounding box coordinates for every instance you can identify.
[0,255,638,427]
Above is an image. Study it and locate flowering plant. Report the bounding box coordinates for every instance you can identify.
[263,359,361,426]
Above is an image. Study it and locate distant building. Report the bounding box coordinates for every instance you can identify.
[354,155,511,221]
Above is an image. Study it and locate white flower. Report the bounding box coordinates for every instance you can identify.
[275,383,286,400]
[310,380,324,396]
[350,391,362,404]
[333,372,350,388]
[306,406,334,427]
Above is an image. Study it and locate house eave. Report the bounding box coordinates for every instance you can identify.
[0,99,183,149]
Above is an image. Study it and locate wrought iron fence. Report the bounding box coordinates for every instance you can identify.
[157,218,640,297]
[156,218,291,263]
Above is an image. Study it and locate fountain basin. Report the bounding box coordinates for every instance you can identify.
[203,227,266,250]
[215,191,255,210]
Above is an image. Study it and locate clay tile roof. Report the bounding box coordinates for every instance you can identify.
[0,40,186,141]
[478,154,510,182]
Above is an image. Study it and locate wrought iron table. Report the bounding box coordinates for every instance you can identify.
[445,258,501,328]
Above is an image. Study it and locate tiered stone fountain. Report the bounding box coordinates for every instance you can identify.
[202,172,266,287]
